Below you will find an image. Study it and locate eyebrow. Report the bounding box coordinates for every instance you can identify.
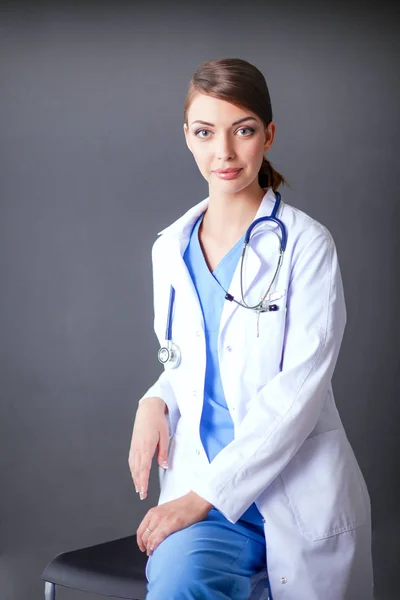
[190,116,258,127]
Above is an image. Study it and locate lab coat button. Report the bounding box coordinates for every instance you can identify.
[226,345,232,352]
[192,390,197,397]
[196,330,201,337]
[262,517,266,523]
[196,449,200,455]
[281,577,287,584]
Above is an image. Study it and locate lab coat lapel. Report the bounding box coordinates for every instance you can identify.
[158,199,209,330]
[168,234,204,328]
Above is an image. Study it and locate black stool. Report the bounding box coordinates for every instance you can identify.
[42,533,148,599]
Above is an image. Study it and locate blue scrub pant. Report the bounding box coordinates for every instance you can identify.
[145,508,268,599]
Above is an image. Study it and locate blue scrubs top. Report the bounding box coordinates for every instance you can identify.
[183,213,264,529]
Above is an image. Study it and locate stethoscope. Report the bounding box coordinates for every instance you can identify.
[158,191,287,369]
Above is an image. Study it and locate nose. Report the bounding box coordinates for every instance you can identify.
[216,133,235,161]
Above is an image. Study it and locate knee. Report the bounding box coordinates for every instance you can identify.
[146,553,206,599]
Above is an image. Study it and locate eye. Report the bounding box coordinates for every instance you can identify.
[193,127,256,139]
[194,129,211,138]
[237,127,255,136]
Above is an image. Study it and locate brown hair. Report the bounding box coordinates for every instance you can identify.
[183,58,288,192]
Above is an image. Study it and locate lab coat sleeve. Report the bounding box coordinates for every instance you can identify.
[137,238,180,438]
[190,225,347,522]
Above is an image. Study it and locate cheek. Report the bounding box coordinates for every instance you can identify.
[192,148,212,171]
[245,144,265,170]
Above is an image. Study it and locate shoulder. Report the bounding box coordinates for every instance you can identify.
[276,200,341,287]
[282,200,332,240]
[151,233,166,258]
[281,200,335,258]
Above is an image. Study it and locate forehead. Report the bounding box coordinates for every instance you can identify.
[187,93,258,124]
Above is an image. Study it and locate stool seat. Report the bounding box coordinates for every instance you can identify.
[42,534,148,599]
[42,533,270,599]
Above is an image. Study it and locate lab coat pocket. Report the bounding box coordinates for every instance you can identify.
[280,429,368,541]
[251,305,287,385]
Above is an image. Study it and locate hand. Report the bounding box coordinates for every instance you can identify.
[137,491,214,556]
[128,396,169,500]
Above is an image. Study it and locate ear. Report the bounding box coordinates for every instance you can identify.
[264,121,276,153]
[183,123,193,154]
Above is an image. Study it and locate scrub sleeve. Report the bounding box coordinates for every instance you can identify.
[145,214,270,600]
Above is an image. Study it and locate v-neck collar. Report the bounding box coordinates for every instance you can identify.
[194,213,245,278]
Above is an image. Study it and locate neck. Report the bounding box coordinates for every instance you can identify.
[202,183,266,244]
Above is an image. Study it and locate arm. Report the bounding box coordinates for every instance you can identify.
[191,226,347,522]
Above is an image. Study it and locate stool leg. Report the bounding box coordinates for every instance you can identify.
[44,581,56,600]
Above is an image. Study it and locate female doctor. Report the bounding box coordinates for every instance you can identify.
[128,58,374,600]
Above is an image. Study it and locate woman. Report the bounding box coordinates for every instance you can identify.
[128,58,374,600]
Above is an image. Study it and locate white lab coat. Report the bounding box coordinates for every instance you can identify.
[141,187,374,600]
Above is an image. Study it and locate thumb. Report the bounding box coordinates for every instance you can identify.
[157,427,169,469]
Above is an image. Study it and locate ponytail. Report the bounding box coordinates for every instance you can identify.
[258,157,288,193]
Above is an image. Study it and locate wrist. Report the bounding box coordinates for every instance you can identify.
[188,490,214,514]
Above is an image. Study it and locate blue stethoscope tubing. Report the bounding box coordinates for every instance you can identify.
[165,285,175,342]
[244,191,287,248]
[158,191,287,368]
[157,285,181,368]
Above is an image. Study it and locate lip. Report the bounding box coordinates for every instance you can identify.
[214,168,243,181]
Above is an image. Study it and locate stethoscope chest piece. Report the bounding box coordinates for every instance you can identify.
[158,341,181,369]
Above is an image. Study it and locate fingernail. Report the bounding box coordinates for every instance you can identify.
[135,487,139,493]
[140,491,146,500]
[161,461,168,469]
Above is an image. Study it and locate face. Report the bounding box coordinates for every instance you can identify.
[183,92,275,196]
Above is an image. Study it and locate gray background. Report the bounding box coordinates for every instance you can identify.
[1,1,399,599]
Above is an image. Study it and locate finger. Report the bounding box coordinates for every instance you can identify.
[129,420,141,493]
[137,527,152,553]
[157,426,169,470]
[144,527,157,556]
[136,518,150,552]
[128,449,139,493]
[146,527,169,555]
[137,516,156,552]
[133,448,143,494]
[138,449,152,500]
[144,527,156,555]
[136,528,143,553]
[131,450,141,494]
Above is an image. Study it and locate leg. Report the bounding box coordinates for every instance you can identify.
[44,581,56,600]
[145,508,266,600]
